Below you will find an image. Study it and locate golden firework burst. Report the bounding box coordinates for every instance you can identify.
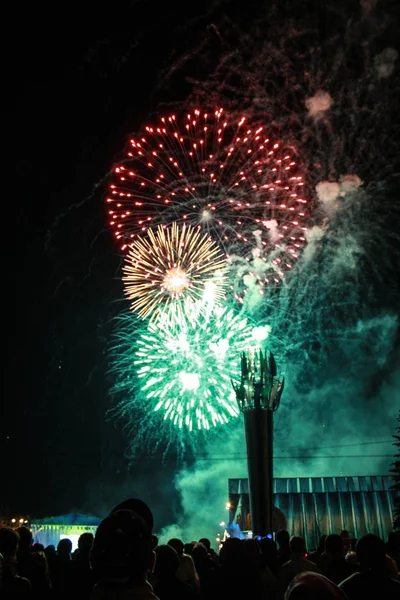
[123,223,226,320]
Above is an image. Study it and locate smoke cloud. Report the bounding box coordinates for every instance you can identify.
[110,2,400,545]
[374,48,398,79]
[155,312,398,545]
[316,181,341,211]
[305,90,333,119]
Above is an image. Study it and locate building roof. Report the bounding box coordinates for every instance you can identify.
[31,513,101,526]
[229,475,395,494]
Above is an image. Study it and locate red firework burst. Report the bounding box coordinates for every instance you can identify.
[107,108,308,284]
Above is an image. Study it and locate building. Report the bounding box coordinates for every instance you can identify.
[228,475,397,549]
[31,513,101,550]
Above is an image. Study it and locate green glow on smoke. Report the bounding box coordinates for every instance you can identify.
[133,306,270,432]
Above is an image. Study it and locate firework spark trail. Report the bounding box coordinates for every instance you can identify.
[259,181,400,382]
[122,222,226,321]
[107,108,309,288]
[177,5,400,305]
[104,3,400,547]
[110,305,271,440]
[108,3,400,450]
[141,6,400,314]
[175,6,399,196]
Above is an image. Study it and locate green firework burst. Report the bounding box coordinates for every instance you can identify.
[111,305,270,434]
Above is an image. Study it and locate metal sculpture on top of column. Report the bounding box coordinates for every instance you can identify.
[232,350,284,536]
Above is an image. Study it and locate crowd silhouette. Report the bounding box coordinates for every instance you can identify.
[1,498,399,599]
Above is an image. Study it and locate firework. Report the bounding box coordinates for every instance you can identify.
[122,222,226,321]
[107,2,400,459]
[111,306,271,433]
[107,108,308,285]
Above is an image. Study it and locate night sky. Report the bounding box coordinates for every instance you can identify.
[3,0,400,529]
[4,0,217,521]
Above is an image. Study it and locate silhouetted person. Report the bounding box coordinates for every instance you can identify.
[90,508,157,599]
[278,536,319,599]
[285,572,349,599]
[308,535,327,567]
[199,537,218,565]
[78,532,93,558]
[259,536,279,598]
[339,531,351,555]
[197,538,215,563]
[276,529,291,567]
[57,538,72,560]
[242,538,262,577]
[0,527,31,597]
[51,538,73,597]
[153,545,197,600]
[321,535,357,585]
[16,526,51,595]
[339,533,400,599]
[210,537,264,600]
[183,542,196,556]
[385,532,400,570]
[70,532,95,599]
[110,498,154,532]
[198,539,210,552]
[44,545,57,579]
[168,538,199,592]
[192,542,216,597]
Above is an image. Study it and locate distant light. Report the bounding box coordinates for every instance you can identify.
[11,518,16,523]
[267,533,273,539]
[19,518,24,523]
